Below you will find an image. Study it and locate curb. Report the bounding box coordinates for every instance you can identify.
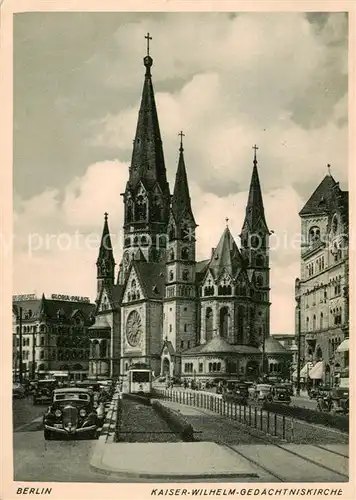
[151,399,194,441]
[97,384,121,443]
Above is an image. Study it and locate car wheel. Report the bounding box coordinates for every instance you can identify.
[44,429,52,440]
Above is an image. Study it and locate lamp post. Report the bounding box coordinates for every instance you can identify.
[296,295,302,397]
[18,307,23,384]
[32,325,36,380]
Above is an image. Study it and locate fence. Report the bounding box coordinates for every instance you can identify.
[154,388,290,442]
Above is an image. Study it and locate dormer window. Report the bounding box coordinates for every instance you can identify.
[332,215,338,233]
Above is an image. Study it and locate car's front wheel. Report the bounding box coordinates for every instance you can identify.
[44,429,52,440]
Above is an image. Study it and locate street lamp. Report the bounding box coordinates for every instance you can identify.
[295,281,302,397]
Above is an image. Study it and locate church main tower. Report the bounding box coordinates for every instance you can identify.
[240,146,271,346]
[120,34,171,281]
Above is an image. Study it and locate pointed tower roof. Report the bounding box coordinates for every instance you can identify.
[127,35,169,195]
[96,212,115,267]
[243,146,268,231]
[38,293,49,319]
[208,225,244,278]
[171,132,196,224]
[299,172,338,216]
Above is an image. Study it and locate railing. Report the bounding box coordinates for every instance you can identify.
[154,388,289,441]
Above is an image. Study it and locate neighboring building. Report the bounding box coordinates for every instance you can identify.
[89,45,288,383]
[12,294,95,381]
[295,172,349,386]
[271,334,297,378]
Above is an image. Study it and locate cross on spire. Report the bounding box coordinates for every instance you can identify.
[145,32,152,56]
[252,144,259,165]
[225,217,229,227]
[178,130,185,151]
[327,163,331,176]
[104,212,108,221]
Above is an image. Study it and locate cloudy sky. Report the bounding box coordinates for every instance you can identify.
[13,11,348,334]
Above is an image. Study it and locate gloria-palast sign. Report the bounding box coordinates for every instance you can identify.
[51,294,90,303]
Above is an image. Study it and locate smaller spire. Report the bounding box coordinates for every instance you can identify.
[252,144,259,166]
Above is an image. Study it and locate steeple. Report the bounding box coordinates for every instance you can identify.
[38,293,49,320]
[96,212,115,283]
[242,145,268,232]
[171,132,196,224]
[127,34,170,196]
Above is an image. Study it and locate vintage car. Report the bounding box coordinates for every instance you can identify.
[255,384,272,402]
[223,382,249,405]
[33,379,58,405]
[13,383,26,399]
[267,384,291,405]
[43,388,99,440]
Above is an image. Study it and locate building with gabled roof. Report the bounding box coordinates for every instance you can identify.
[90,39,290,382]
[295,170,349,387]
[12,294,95,381]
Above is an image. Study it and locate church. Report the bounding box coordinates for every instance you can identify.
[88,39,287,383]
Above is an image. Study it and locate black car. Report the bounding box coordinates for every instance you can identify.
[223,382,249,405]
[43,388,99,440]
[267,385,291,405]
[33,379,58,405]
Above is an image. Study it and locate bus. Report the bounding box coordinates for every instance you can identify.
[128,363,152,395]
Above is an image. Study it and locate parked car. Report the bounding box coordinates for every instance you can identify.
[32,379,58,405]
[267,384,291,405]
[255,384,272,402]
[43,388,99,440]
[13,383,26,399]
[223,382,249,405]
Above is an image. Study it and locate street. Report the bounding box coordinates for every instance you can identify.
[13,397,112,482]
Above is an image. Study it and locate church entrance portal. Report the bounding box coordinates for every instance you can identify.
[246,360,259,380]
[162,357,170,377]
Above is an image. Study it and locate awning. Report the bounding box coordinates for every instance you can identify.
[336,339,349,353]
[309,361,325,380]
[292,362,312,379]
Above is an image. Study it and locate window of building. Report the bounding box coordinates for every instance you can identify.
[169,324,172,333]
[187,340,191,349]
[169,270,174,281]
[320,312,324,330]
[40,351,44,360]
[40,336,44,346]
[198,363,203,373]
[312,314,316,330]
[182,269,189,281]
[181,248,189,260]
[184,324,187,332]
[180,340,184,349]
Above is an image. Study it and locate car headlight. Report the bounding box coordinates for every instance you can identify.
[55,409,62,417]
[79,409,86,417]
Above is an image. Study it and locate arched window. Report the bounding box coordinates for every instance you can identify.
[316,346,322,361]
[182,269,189,281]
[100,340,107,358]
[320,312,324,330]
[209,362,212,372]
[312,314,316,330]
[206,308,213,342]
[135,195,147,221]
[181,247,189,260]
[169,270,174,281]
[169,248,174,261]
[217,362,221,371]
[256,275,263,287]
[168,226,175,241]
[219,307,229,338]
[306,316,309,331]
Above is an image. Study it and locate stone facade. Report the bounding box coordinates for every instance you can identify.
[295,174,349,385]
[89,49,283,382]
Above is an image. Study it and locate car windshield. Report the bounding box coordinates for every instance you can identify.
[54,393,90,402]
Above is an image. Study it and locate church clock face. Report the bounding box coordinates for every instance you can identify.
[126,310,142,347]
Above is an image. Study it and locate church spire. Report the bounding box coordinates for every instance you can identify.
[96,212,115,281]
[171,131,196,224]
[127,33,169,196]
[242,145,268,232]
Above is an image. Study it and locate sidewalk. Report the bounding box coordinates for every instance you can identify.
[90,440,260,480]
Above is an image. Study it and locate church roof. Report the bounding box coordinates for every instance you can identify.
[133,261,165,299]
[208,227,244,278]
[171,139,196,224]
[261,336,289,354]
[242,150,268,231]
[299,174,338,216]
[182,336,260,355]
[127,53,170,196]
